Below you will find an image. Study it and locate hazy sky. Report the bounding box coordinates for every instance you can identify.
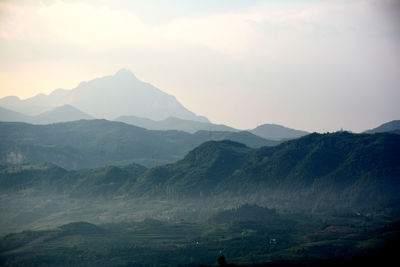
[0,0,399,132]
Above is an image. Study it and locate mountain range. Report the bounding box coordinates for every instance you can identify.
[249,123,309,140]
[1,127,399,265]
[0,105,94,124]
[0,120,278,169]
[1,131,399,214]
[0,68,317,140]
[131,132,400,212]
[365,120,400,134]
[115,115,237,133]
[0,69,207,122]
[0,103,310,140]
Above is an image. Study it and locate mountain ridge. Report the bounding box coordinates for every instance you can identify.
[131,131,400,212]
[1,131,399,214]
[0,69,208,122]
[250,123,309,141]
[0,120,277,169]
[115,115,237,133]
[365,120,400,134]
[0,105,94,124]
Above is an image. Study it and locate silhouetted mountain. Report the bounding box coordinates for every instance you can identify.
[0,69,208,122]
[0,106,31,123]
[33,105,94,124]
[0,120,275,169]
[365,120,400,134]
[115,115,237,133]
[250,123,308,140]
[0,105,94,124]
[192,130,279,148]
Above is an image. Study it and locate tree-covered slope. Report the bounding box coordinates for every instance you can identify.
[1,131,399,213]
[132,132,400,212]
[233,131,400,211]
[132,140,253,197]
[0,163,147,197]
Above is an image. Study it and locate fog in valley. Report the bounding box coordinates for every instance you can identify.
[0,0,400,266]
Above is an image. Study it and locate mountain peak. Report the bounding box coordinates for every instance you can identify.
[114,68,137,79]
[250,123,308,141]
[34,104,94,124]
[0,69,208,122]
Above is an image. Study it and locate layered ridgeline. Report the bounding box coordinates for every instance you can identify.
[0,105,94,125]
[0,69,207,122]
[1,131,399,214]
[365,120,400,134]
[250,123,309,141]
[115,115,238,133]
[0,120,277,168]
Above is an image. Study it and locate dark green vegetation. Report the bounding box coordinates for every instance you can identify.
[0,130,399,266]
[1,205,399,266]
[0,120,277,168]
[133,132,400,213]
[1,131,399,213]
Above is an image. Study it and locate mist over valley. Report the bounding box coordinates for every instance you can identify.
[1,0,400,265]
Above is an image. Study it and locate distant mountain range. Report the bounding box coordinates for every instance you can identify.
[0,69,208,122]
[0,69,311,140]
[0,120,278,169]
[0,104,309,140]
[0,69,397,140]
[365,120,400,134]
[0,106,31,123]
[0,105,93,124]
[249,123,309,141]
[115,115,237,133]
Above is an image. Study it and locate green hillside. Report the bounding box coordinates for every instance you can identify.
[1,131,399,214]
[1,131,400,266]
[130,132,400,213]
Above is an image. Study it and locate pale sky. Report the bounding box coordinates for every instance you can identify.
[0,0,399,132]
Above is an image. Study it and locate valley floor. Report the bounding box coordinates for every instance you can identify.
[1,201,399,266]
